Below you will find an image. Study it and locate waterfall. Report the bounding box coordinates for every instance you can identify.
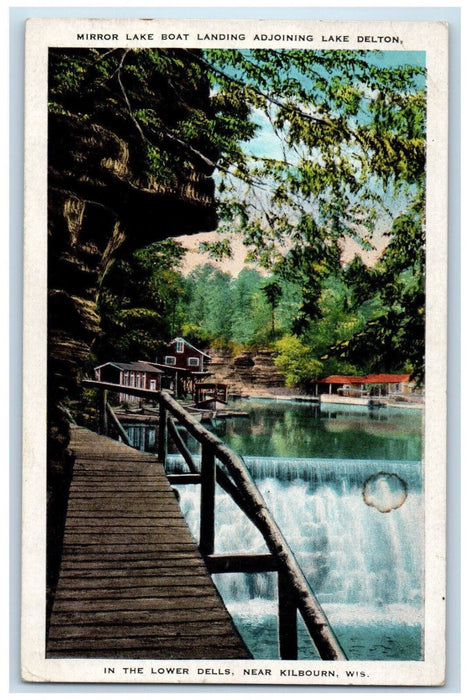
[168,454,423,659]
[165,453,422,490]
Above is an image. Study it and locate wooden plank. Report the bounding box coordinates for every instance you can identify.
[62,533,196,545]
[47,426,250,660]
[52,575,214,590]
[64,514,185,523]
[61,543,198,555]
[68,484,171,490]
[47,644,249,659]
[67,494,181,503]
[65,509,184,518]
[52,589,218,603]
[199,444,216,557]
[167,474,201,484]
[59,552,202,566]
[47,637,247,652]
[68,489,171,495]
[278,570,298,660]
[49,605,231,625]
[206,553,277,574]
[48,620,239,640]
[52,592,225,609]
[70,475,170,482]
[59,556,205,571]
[64,519,190,528]
[58,564,209,578]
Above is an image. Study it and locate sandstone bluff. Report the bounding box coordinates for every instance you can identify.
[47,48,219,617]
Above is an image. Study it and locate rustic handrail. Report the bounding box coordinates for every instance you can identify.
[106,402,132,446]
[82,379,346,661]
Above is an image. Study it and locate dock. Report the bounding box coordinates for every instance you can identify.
[46,425,251,659]
[319,394,423,409]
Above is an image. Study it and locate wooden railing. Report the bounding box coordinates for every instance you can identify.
[82,379,347,661]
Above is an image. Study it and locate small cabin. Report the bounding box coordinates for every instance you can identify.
[94,361,163,404]
[156,337,211,372]
[154,338,212,398]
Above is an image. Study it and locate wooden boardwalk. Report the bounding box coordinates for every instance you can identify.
[46,425,251,659]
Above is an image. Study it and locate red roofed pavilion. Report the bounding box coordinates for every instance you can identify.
[315,373,416,403]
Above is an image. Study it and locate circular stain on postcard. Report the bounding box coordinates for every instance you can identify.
[362,472,408,513]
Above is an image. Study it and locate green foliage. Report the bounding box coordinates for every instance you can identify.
[262,280,283,339]
[230,268,270,345]
[272,213,342,332]
[202,48,425,229]
[273,334,323,389]
[303,274,370,375]
[95,240,188,361]
[199,49,426,378]
[183,264,234,344]
[338,193,425,381]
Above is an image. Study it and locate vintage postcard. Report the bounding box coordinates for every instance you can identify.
[22,17,448,685]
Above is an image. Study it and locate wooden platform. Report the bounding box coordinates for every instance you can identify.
[46,425,251,659]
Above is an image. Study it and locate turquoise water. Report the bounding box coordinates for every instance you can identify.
[208,398,423,462]
[228,605,422,661]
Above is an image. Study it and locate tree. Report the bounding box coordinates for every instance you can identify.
[194,49,426,377]
[262,280,283,339]
[303,273,373,376]
[95,240,188,363]
[273,334,323,389]
[230,268,266,345]
[183,264,234,345]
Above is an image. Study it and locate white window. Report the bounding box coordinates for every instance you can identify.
[136,373,141,388]
[165,356,176,365]
[150,379,157,390]
[130,372,135,387]
[123,371,129,385]
[187,357,199,367]
[176,340,184,353]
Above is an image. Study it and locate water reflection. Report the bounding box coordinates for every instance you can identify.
[209,400,422,462]
[120,400,423,463]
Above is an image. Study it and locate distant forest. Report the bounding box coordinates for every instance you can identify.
[93,238,415,388]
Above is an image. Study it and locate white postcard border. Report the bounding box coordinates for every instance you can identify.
[22,16,448,686]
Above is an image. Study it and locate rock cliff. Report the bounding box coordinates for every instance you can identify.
[208,347,285,393]
[47,48,218,618]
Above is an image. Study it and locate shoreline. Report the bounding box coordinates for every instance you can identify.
[232,392,424,410]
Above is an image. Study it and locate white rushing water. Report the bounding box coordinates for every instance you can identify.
[168,455,423,634]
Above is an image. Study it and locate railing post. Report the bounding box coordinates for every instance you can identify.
[106,402,132,446]
[158,396,167,463]
[278,570,298,660]
[199,443,216,557]
[98,389,108,436]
